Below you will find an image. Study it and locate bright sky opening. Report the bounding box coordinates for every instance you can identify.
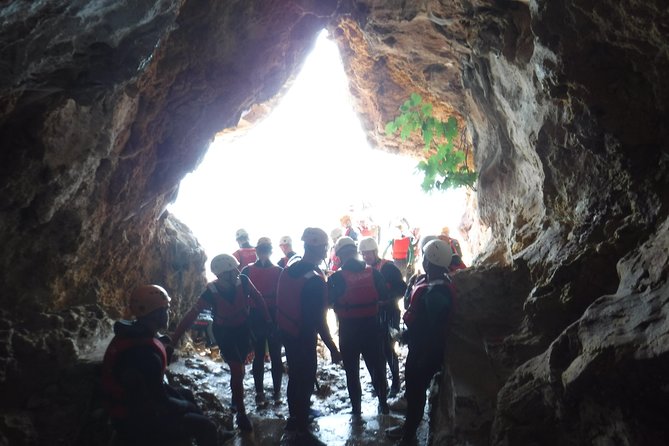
[167,30,468,279]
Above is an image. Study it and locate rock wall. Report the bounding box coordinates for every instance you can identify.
[0,0,667,445]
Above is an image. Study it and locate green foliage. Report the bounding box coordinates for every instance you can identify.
[386,94,477,191]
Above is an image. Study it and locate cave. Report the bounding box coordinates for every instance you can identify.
[0,1,667,445]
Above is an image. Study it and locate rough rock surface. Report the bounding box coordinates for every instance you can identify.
[0,0,667,445]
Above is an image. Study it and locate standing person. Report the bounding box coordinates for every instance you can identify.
[328,236,390,416]
[327,227,343,273]
[101,285,219,446]
[359,237,407,398]
[241,237,284,404]
[439,226,467,271]
[172,254,270,432]
[340,214,359,241]
[276,227,341,446]
[233,228,257,270]
[385,240,455,444]
[277,235,297,269]
[383,223,414,280]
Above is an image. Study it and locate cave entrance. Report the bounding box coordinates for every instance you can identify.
[168,30,470,279]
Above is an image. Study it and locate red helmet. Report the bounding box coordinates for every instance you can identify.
[128,285,170,318]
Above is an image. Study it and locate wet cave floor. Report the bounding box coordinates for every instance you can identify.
[168,338,431,446]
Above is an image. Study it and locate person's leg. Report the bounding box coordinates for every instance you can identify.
[388,309,401,394]
[403,353,437,439]
[267,329,283,397]
[360,321,388,411]
[181,412,218,446]
[252,333,267,398]
[283,334,314,431]
[339,324,362,414]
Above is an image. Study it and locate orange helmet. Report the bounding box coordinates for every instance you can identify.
[128,285,171,318]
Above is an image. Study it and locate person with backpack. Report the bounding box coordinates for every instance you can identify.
[386,239,455,445]
[276,227,341,446]
[101,285,220,446]
[172,254,270,432]
[328,236,391,417]
[241,237,284,404]
[359,236,407,398]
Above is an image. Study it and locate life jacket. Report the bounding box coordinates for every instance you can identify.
[392,237,411,260]
[329,249,341,271]
[333,267,379,319]
[403,277,455,326]
[360,226,375,237]
[101,336,167,419]
[208,279,250,327]
[234,247,257,270]
[245,263,282,309]
[276,267,325,337]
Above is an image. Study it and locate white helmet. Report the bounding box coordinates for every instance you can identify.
[330,227,343,241]
[301,227,329,246]
[334,236,356,255]
[279,235,292,246]
[235,228,249,240]
[358,237,378,252]
[210,254,239,275]
[422,239,452,268]
[419,235,438,252]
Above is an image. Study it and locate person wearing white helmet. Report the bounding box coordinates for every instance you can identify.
[327,227,344,272]
[101,285,221,446]
[241,237,284,405]
[386,239,455,444]
[277,235,296,269]
[328,236,391,416]
[276,227,341,446]
[233,228,257,270]
[359,236,407,398]
[172,254,271,433]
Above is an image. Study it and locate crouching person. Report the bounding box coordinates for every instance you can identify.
[102,284,218,446]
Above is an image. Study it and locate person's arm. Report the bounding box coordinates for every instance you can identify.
[326,272,345,308]
[304,277,341,363]
[243,275,271,322]
[371,269,391,307]
[172,297,210,345]
[382,263,407,300]
[382,240,392,259]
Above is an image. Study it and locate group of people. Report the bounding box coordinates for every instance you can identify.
[101,225,464,446]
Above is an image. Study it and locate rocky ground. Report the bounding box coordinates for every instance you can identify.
[169,332,432,446]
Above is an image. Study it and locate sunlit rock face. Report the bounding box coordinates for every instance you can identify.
[0,0,667,445]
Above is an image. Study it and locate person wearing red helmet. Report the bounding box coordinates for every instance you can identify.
[101,285,219,446]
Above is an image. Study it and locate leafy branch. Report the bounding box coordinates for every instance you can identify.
[385,93,477,191]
